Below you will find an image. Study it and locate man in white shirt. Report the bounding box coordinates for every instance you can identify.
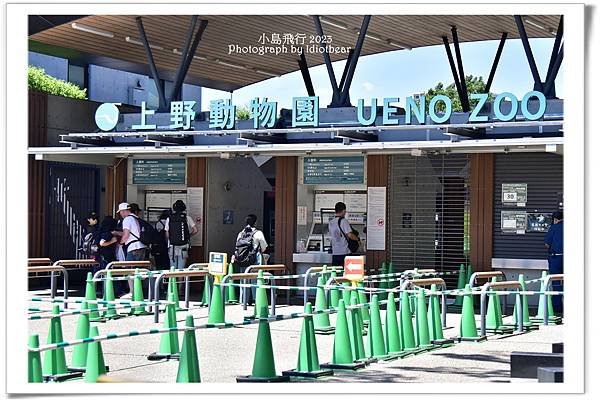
[165,200,198,269]
[117,202,147,261]
[116,202,148,298]
[328,202,359,266]
[233,214,268,271]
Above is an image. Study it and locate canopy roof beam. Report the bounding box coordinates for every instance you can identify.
[136,16,167,112]
[297,49,315,97]
[442,34,470,113]
[485,32,508,93]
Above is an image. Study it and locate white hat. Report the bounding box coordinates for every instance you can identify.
[116,202,130,213]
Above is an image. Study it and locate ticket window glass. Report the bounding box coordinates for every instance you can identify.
[296,156,367,254]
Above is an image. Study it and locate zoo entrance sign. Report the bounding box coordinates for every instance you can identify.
[94,91,547,132]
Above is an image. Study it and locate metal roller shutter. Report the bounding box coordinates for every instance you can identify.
[389,154,470,287]
[493,153,563,259]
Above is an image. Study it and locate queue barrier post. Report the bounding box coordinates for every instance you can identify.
[543,274,564,325]
[480,281,524,337]
[28,266,69,309]
[400,277,448,329]
[153,270,210,323]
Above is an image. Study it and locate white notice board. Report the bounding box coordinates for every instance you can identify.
[314,192,344,212]
[367,187,386,250]
[187,187,204,246]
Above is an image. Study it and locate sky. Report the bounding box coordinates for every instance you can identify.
[200,37,562,111]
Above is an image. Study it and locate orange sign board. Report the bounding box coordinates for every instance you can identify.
[344,255,365,281]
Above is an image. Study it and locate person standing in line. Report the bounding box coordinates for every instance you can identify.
[153,209,172,270]
[328,202,360,267]
[232,214,269,304]
[165,200,198,269]
[544,210,564,314]
[117,202,147,298]
[96,216,119,297]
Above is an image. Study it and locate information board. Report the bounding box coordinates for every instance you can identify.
[502,183,527,206]
[367,187,386,250]
[303,156,364,184]
[501,210,527,234]
[132,159,186,184]
[187,187,203,246]
[208,252,227,275]
[526,212,553,232]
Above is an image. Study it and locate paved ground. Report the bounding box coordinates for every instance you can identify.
[28,289,563,384]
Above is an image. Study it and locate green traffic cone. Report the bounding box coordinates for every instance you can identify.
[342,282,351,305]
[347,294,366,361]
[400,291,417,350]
[329,271,340,309]
[84,272,100,321]
[208,282,225,324]
[253,270,269,319]
[380,261,388,289]
[149,292,180,360]
[176,315,201,383]
[226,263,238,304]
[459,284,484,340]
[237,305,289,382]
[282,303,334,378]
[486,288,502,330]
[384,292,402,354]
[103,271,118,319]
[357,281,370,324]
[512,274,532,328]
[298,303,320,371]
[428,285,444,341]
[313,275,334,333]
[84,326,106,383]
[28,334,43,383]
[131,269,146,315]
[201,275,210,307]
[43,304,68,376]
[331,300,354,365]
[366,294,387,358]
[415,289,432,348]
[454,264,466,306]
[70,301,91,370]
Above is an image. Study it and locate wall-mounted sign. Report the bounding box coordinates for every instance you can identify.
[187,187,203,246]
[501,210,527,234]
[132,159,186,184]
[223,210,234,225]
[502,183,527,206]
[344,255,365,281]
[526,212,553,233]
[303,157,364,184]
[297,206,307,226]
[98,91,548,131]
[208,252,228,276]
[367,187,386,250]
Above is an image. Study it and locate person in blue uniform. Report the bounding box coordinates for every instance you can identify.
[544,210,563,313]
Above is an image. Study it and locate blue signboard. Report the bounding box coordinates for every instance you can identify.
[303,156,365,184]
[132,159,186,184]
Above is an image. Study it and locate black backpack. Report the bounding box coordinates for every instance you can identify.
[168,212,190,246]
[338,217,360,254]
[80,231,99,257]
[131,216,163,247]
[234,227,258,267]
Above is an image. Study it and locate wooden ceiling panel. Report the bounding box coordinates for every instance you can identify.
[30,14,561,91]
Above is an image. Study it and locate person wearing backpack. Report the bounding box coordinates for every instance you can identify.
[328,202,361,267]
[165,200,198,269]
[117,202,148,298]
[80,212,99,260]
[232,214,268,272]
[153,209,172,270]
[232,214,268,304]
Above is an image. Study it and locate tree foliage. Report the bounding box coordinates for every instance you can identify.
[28,65,87,100]
[424,75,492,113]
[236,104,251,120]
